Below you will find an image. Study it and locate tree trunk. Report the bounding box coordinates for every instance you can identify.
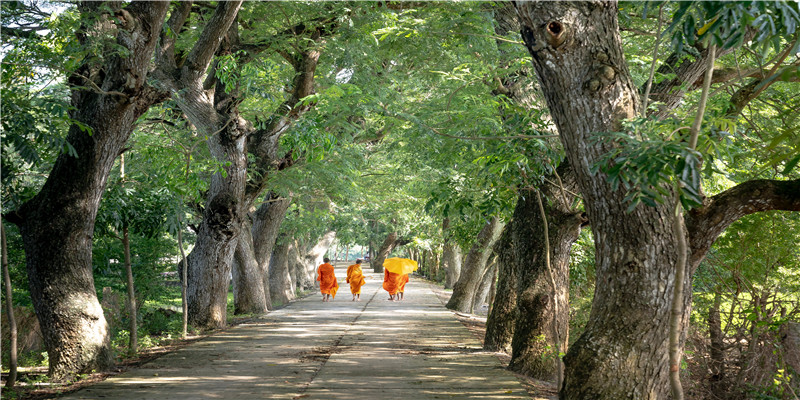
[472,257,497,314]
[231,193,291,314]
[185,138,246,328]
[708,292,725,394]
[289,240,312,290]
[2,220,18,388]
[372,231,399,273]
[442,218,463,289]
[232,219,267,315]
[516,3,689,398]
[446,217,504,313]
[10,2,169,381]
[269,237,295,306]
[484,225,517,353]
[508,178,583,380]
[303,231,337,280]
[122,227,137,354]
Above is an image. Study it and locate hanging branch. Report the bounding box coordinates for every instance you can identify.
[669,44,716,400]
[534,188,563,389]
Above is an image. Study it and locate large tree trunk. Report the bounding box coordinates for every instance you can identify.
[252,194,292,308]
[269,237,295,306]
[516,3,688,398]
[231,193,290,314]
[442,218,463,289]
[10,2,169,381]
[185,115,248,328]
[232,219,267,315]
[484,225,518,353]
[289,240,313,290]
[371,231,399,273]
[472,257,497,313]
[446,217,504,313]
[508,184,582,380]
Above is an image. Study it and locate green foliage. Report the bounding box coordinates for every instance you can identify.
[654,1,800,55]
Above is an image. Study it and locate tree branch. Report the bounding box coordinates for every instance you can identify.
[687,178,800,268]
[647,28,757,119]
[183,1,242,77]
[155,1,193,70]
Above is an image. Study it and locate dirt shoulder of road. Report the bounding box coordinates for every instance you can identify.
[422,276,558,400]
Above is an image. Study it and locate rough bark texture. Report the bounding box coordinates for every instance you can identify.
[484,225,518,354]
[150,0,243,330]
[371,231,399,274]
[686,178,800,269]
[232,219,267,315]
[252,195,292,307]
[446,217,504,313]
[442,218,463,289]
[516,2,688,398]
[11,1,169,381]
[289,240,313,290]
[508,184,582,381]
[269,238,295,306]
[472,258,497,313]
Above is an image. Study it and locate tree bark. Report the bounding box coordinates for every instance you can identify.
[472,257,497,313]
[2,220,18,387]
[508,184,582,381]
[231,193,291,314]
[232,219,267,315]
[149,0,243,330]
[269,237,295,306]
[446,217,504,313]
[10,2,169,381]
[372,231,399,273]
[442,218,463,289]
[484,225,518,353]
[516,3,687,398]
[289,240,313,290]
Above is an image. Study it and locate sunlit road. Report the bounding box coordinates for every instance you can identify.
[63,263,532,399]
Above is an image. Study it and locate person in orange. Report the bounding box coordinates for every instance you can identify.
[316,257,338,302]
[397,273,410,301]
[383,268,409,301]
[346,259,367,301]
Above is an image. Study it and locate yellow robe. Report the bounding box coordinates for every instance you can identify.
[383,270,409,295]
[346,264,367,294]
[317,263,338,298]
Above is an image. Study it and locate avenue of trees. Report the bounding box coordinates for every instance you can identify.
[2,1,799,399]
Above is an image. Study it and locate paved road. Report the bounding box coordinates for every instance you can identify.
[63,264,532,399]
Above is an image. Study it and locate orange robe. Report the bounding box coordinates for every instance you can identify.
[346,264,367,294]
[383,270,409,295]
[317,263,338,298]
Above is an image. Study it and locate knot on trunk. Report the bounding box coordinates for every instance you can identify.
[545,21,567,48]
[586,52,620,95]
[207,193,239,239]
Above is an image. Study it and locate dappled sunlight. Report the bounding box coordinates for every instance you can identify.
[62,282,531,400]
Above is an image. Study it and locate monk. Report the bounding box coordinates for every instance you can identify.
[346,259,367,301]
[383,269,410,301]
[316,257,338,302]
